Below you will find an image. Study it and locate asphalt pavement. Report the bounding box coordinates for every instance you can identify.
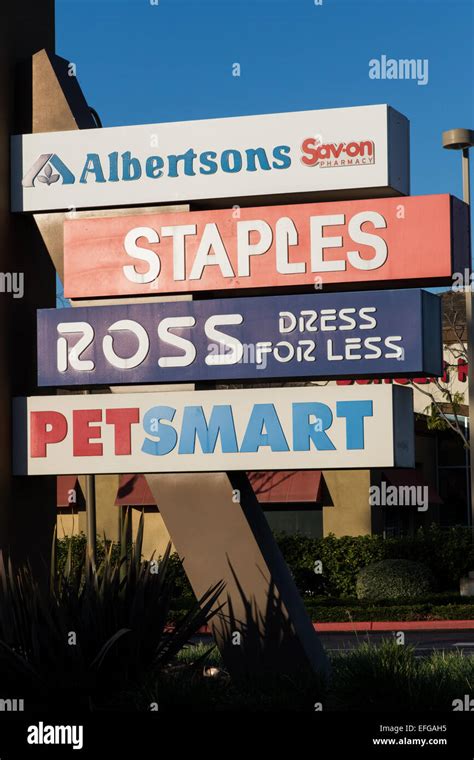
[317,628,474,655]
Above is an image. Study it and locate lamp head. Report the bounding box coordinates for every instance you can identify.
[442,128,474,150]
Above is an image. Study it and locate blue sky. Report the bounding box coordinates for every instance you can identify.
[55,0,474,300]
[56,0,474,197]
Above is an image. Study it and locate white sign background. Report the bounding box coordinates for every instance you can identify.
[11,105,409,212]
[13,385,414,475]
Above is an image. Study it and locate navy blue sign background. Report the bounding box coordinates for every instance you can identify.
[37,290,442,387]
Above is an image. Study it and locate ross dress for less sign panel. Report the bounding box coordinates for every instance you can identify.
[36,289,442,387]
[13,385,414,475]
[11,104,409,212]
[63,195,468,298]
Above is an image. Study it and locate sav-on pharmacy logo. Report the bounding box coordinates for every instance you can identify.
[22,153,75,187]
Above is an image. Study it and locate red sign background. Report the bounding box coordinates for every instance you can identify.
[63,194,468,299]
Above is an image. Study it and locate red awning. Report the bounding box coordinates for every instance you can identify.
[115,474,157,507]
[382,469,442,504]
[247,470,323,504]
[57,476,83,508]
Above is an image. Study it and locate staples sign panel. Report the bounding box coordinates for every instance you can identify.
[63,195,467,298]
[13,385,414,475]
[11,104,408,212]
[36,289,442,387]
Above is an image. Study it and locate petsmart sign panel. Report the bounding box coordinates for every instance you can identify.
[13,385,414,475]
[11,104,409,212]
[36,289,442,387]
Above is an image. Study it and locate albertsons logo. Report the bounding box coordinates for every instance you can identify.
[22,146,293,188]
[22,153,75,187]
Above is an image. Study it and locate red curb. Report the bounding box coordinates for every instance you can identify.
[312,620,474,632]
[191,620,474,635]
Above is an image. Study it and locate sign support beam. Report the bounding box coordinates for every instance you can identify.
[146,471,329,675]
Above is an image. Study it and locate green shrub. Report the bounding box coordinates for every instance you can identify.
[275,525,474,597]
[331,640,474,711]
[305,592,474,608]
[0,518,222,711]
[331,640,419,710]
[126,641,474,712]
[133,651,328,712]
[290,566,330,596]
[305,601,474,622]
[56,525,474,615]
[56,532,120,575]
[165,551,196,609]
[356,559,433,601]
[388,524,474,590]
[275,532,387,597]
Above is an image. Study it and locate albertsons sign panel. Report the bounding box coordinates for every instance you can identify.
[11,105,409,212]
[13,385,414,475]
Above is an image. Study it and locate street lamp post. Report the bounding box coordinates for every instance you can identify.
[442,128,474,530]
